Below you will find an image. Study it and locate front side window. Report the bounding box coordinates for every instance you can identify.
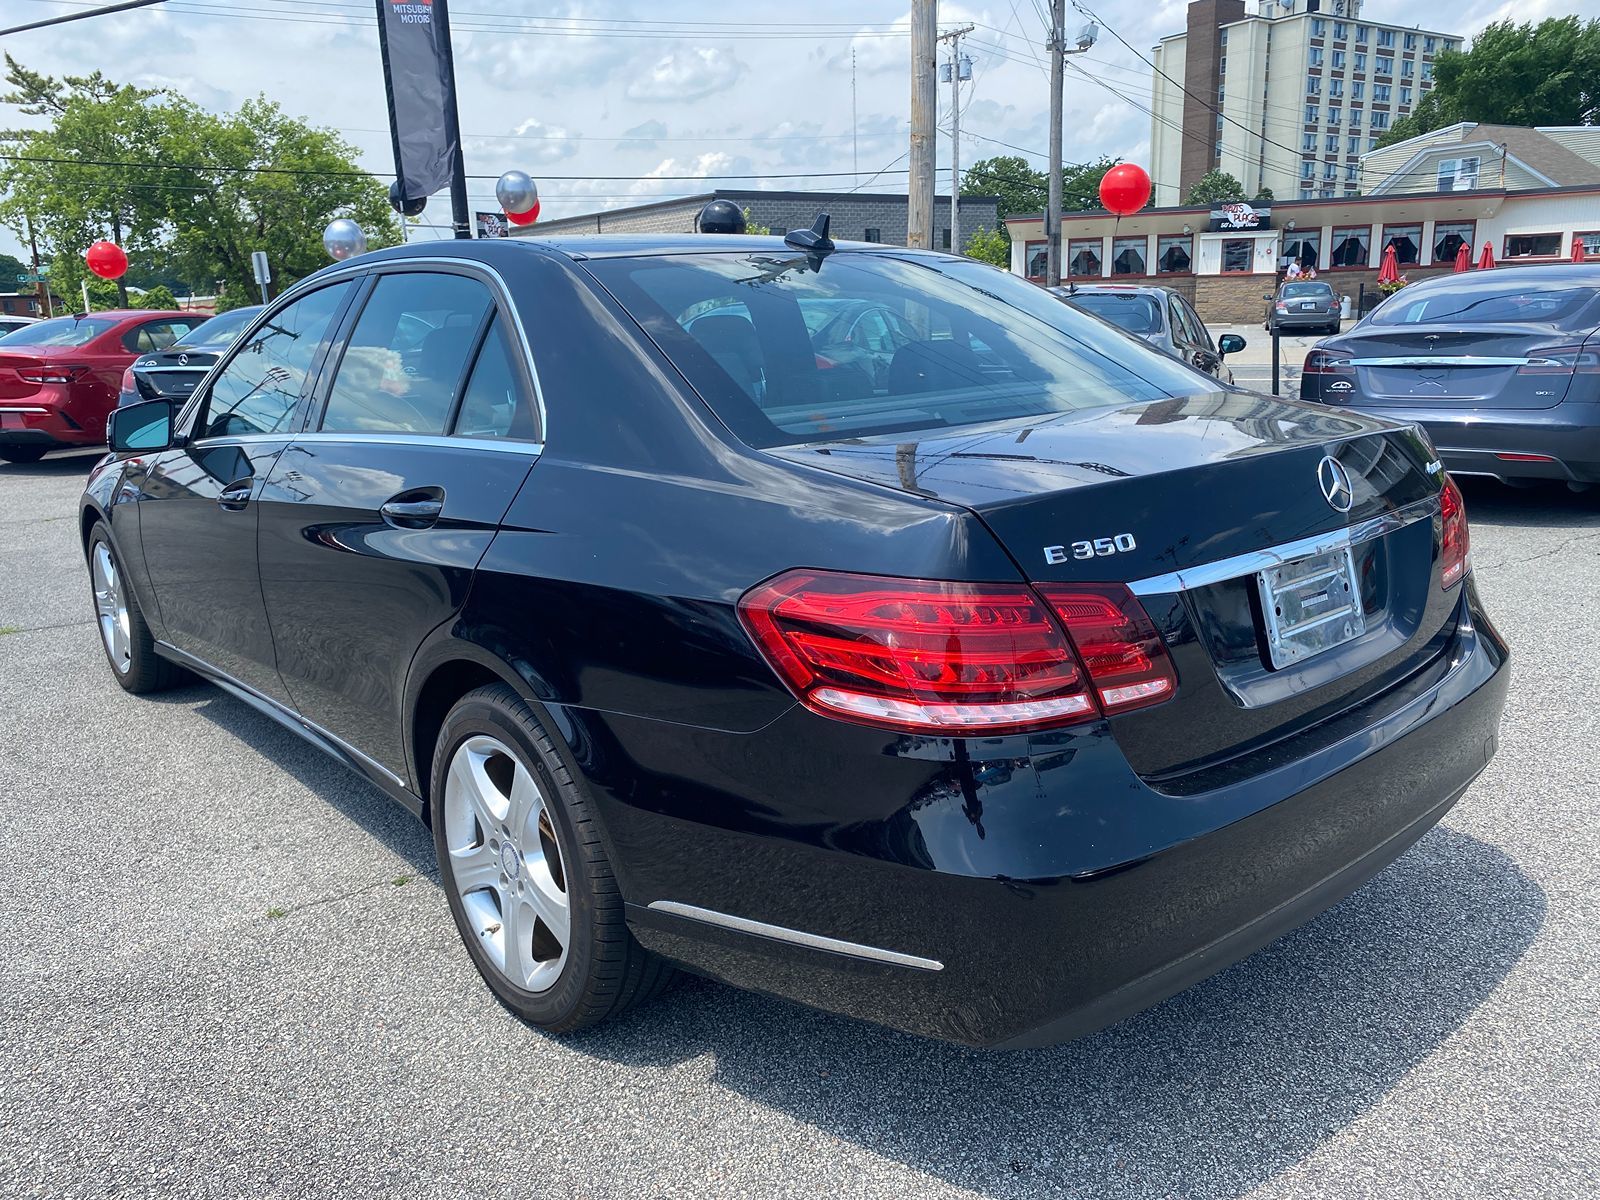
[198,281,353,440]
[1384,225,1423,265]
[320,273,494,434]
[1331,226,1371,267]
[1156,234,1192,273]
[1111,236,1147,276]
[586,252,1206,448]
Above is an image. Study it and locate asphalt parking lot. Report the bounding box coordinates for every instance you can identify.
[2,449,1597,1200]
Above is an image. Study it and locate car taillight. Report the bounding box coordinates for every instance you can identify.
[1303,350,1353,375]
[1037,584,1178,714]
[119,365,137,393]
[1439,476,1469,589]
[1517,345,1600,376]
[18,365,86,384]
[739,570,1097,734]
[738,570,1177,735]
[1275,302,1289,312]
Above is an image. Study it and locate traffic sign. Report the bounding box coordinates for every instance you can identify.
[251,251,271,286]
[16,272,48,283]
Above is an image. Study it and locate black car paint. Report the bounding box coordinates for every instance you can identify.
[81,237,1509,1047]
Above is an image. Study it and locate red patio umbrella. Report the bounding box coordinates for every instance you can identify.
[1453,242,1471,272]
[1377,242,1400,284]
[1573,237,1588,263]
[1477,241,1496,270]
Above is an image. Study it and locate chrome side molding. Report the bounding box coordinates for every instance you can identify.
[647,900,945,972]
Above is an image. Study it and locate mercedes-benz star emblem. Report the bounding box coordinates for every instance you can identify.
[1318,455,1354,513]
[178,354,188,365]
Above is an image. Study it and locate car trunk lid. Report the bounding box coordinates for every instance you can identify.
[0,351,52,401]
[773,390,1458,779]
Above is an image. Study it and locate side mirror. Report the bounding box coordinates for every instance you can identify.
[108,398,175,454]
[1218,334,1247,356]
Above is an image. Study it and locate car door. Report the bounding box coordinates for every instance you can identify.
[256,266,542,781]
[134,280,358,703]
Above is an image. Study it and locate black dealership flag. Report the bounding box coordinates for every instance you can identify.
[375,0,466,225]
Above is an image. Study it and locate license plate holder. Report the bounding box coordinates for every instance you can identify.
[1256,545,1366,669]
[1299,302,1317,310]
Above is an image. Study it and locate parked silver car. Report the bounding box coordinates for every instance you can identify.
[1052,283,1244,385]
[1267,280,1341,335]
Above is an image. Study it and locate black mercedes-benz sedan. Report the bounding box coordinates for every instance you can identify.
[1301,264,1600,487]
[85,233,1508,1048]
[117,304,265,408]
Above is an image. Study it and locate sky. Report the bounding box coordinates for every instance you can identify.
[1,0,1593,261]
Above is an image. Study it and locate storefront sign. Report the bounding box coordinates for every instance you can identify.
[1209,202,1272,231]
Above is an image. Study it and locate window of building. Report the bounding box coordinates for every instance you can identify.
[1329,108,1342,127]
[1320,186,1335,199]
[1382,224,1423,266]
[1371,111,1389,130]
[1331,225,1371,268]
[1111,236,1147,276]
[1222,239,1254,273]
[1345,163,1359,182]
[1401,86,1413,105]
[1352,81,1365,100]
[1349,108,1362,128]
[1331,50,1346,70]
[1334,22,1348,40]
[1374,83,1391,102]
[1433,221,1474,262]
[1354,52,1367,72]
[1067,238,1102,277]
[1405,33,1418,51]
[1157,234,1193,274]
[1324,161,1338,180]
[1330,77,1344,97]
[1284,230,1321,270]
[1401,59,1414,78]
[1356,25,1370,44]
[1580,232,1600,257]
[1024,241,1048,280]
[1309,47,1324,67]
[1443,39,1458,53]
[1376,56,1394,75]
[1326,133,1339,152]
[864,227,882,242]
[1300,180,1315,194]
[1311,18,1327,37]
[1424,36,1437,53]
[1421,62,1433,82]
[1378,29,1395,48]
[1503,233,1563,259]
[941,228,951,249]
[1303,132,1317,151]
[1307,76,1322,95]
[1369,136,1380,151]
[1301,160,1316,180]
[1348,135,1361,154]
[1306,104,1320,123]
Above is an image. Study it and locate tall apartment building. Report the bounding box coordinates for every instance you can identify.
[1149,0,1462,208]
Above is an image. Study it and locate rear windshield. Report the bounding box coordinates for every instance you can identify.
[588,252,1204,447]
[0,316,117,347]
[1370,280,1600,329]
[176,306,260,349]
[1282,282,1332,298]
[1065,293,1162,334]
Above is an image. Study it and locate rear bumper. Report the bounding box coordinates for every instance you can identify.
[600,583,1510,1047]
[1272,311,1338,329]
[0,402,93,449]
[1322,401,1600,483]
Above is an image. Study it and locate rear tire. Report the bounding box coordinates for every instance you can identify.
[0,445,48,464]
[431,683,674,1033]
[87,525,183,694]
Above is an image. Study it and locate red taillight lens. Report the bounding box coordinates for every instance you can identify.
[1037,584,1178,714]
[738,570,1096,734]
[1439,476,1470,588]
[18,365,86,384]
[1517,345,1600,376]
[738,570,1178,734]
[118,365,137,393]
[1303,350,1353,375]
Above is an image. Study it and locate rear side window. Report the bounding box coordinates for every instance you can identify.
[199,281,353,439]
[589,252,1200,447]
[1370,281,1600,329]
[321,273,493,434]
[453,318,539,441]
[123,320,199,353]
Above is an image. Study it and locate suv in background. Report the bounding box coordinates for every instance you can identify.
[1053,283,1243,385]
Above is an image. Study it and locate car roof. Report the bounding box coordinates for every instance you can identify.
[353,235,956,264]
[1058,283,1172,297]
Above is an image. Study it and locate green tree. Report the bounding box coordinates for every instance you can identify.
[1380,18,1600,147]
[963,155,1048,218]
[741,207,771,235]
[1185,170,1247,206]
[964,225,1010,267]
[133,283,179,310]
[0,252,27,282]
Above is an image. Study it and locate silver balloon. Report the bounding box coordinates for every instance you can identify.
[495,170,539,216]
[322,218,367,261]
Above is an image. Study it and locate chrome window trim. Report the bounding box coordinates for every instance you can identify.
[1346,355,1538,368]
[290,431,544,456]
[0,405,50,414]
[273,254,550,443]
[1127,493,1439,597]
[647,900,945,972]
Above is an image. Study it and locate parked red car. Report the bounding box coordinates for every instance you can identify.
[0,310,205,463]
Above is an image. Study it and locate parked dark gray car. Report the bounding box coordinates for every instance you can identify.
[1300,264,1600,487]
[1267,280,1341,335]
[1053,283,1243,385]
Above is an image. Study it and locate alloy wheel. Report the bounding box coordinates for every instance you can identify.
[92,542,131,675]
[442,734,571,993]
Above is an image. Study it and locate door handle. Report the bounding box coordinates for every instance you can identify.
[379,489,445,529]
[218,478,253,510]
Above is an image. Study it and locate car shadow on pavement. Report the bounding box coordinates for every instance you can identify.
[571,824,1544,1199]
[0,450,103,477]
[1456,477,1600,531]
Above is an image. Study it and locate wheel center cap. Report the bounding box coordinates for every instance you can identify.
[500,841,522,879]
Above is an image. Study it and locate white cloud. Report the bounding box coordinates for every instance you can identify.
[625,47,744,103]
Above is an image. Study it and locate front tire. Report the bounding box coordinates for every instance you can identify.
[87,525,183,694]
[0,445,48,464]
[431,683,673,1032]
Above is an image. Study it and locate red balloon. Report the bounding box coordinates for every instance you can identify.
[1098,163,1152,217]
[85,240,128,280]
[505,199,540,227]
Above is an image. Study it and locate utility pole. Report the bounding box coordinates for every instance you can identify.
[1044,7,1097,286]
[908,0,937,249]
[939,24,974,254]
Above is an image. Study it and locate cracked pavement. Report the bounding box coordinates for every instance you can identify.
[1,450,1597,1199]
